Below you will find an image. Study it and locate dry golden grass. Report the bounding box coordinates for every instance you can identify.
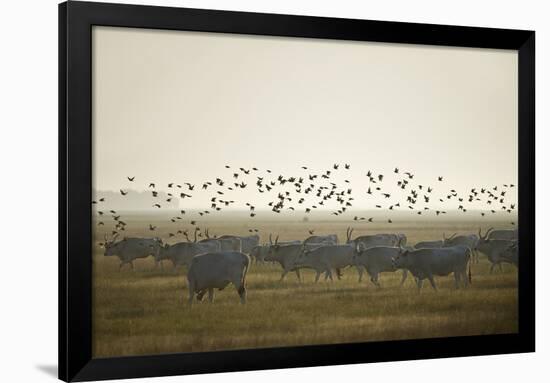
[92,218,517,357]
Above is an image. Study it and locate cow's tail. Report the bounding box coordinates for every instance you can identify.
[468,247,472,284]
[239,254,251,294]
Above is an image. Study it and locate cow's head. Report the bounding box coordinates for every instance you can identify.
[477,227,494,247]
[352,242,366,263]
[102,233,119,256]
[265,235,280,262]
[392,238,409,268]
[397,233,407,246]
[392,250,408,269]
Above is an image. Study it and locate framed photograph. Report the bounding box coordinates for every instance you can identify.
[59,1,535,381]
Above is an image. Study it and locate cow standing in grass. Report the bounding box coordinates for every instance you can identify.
[265,239,305,281]
[187,252,250,305]
[443,233,480,263]
[102,234,162,270]
[293,244,355,282]
[392,245,472,290]
[250,235,301,264]
[352,245,409,287]
[476,228,518,272]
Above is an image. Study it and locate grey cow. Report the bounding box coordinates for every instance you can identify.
[443,233,480,262]
[293,244,355,282]
[352,246,409,287]
[157,241,219,269]
[476,228,517,272]
[346,227,406,249]
[250,235,301,264]
[392,245,472,290]
[187,252,250,305]
[103,234,162,270]
[265,240,306,281]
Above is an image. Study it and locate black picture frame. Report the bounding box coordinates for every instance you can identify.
[59,1,535,381]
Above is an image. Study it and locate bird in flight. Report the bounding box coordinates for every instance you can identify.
[127,176,135,182]
[120,189,128,196]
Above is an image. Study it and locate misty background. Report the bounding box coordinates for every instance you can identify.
[92,26,517,217]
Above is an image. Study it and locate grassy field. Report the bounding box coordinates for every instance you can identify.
[92,218,518,357]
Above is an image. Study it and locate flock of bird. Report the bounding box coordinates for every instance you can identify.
[92,164,517,239]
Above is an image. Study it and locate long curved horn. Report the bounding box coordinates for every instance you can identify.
[193,228,198,243]
[269,233,273,245]
[398,236,405,253]
[346,227,350,242]
[275,235,279,245]
[485,227,494,239]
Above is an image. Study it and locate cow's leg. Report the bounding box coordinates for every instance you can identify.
[357,266,364,283]
[369,273,379,288]
[336,268,343,280]
[454,272,460,289]
[490,262,496,274]
[314,270,321,283]
[427,275,437,290]
[208,288,214,303]
[237,282,247,304]
[198,289,210,301]
[295,269,302,282]
[327,269,334,282]
[416,278,423,292]
[374,273,382,288]
[498,263,503,272]
[279,270,288,281]
[399,269,408,286]
[187,281,195,306]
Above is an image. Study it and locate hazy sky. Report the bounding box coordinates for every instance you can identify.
[92,26,517,213]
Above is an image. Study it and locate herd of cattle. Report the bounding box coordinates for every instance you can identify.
[100,227,519,305]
